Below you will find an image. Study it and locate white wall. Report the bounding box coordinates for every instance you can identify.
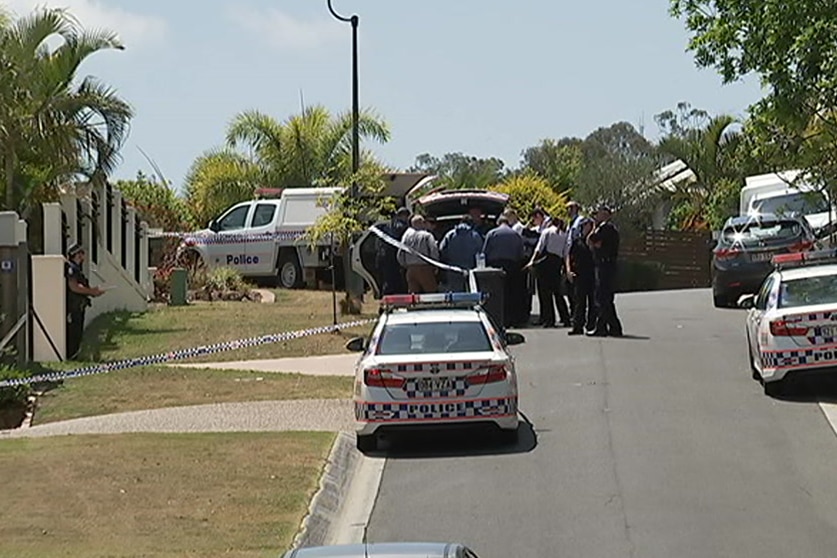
[31,255,66,361]
[33,185,151,362]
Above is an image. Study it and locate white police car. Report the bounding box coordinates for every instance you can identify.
[345,292,524,451]
[741,249,837,395]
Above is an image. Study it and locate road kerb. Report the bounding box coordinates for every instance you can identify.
[291,431,385,549]
[818,403,837,438]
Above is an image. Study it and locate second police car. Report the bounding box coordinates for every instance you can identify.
[345,292,523,452]
[741,248,837,395]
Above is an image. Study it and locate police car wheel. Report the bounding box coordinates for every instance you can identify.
[277,254,303,289]
[356,434,377,452]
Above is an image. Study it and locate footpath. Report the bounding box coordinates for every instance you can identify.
[1,353,359,439]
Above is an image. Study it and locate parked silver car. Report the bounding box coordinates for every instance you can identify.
[282,542,481,558]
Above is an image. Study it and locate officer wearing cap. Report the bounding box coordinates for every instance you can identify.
[65,244,105,359]
[587,205,623,337]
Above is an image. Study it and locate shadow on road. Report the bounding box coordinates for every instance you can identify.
[368,417,538,459]
[767,374,837,404]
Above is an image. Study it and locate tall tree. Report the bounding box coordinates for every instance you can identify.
[408,152,506,191]
[183,149,261,227]
[519,138,583,193]
[655,103,743,230]
[574,122,660,233]
[0,7,133,214]
[225,104,390,189]
[670,0,837,197]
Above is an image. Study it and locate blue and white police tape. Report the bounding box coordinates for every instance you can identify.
[0,318,375,388]
[152,230,307,245]
[367,226,479,292]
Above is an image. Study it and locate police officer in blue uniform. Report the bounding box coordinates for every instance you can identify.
[587,205,623,337]
[65,244,105,359]
[566,217,597,335]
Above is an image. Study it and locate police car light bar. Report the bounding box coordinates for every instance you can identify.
[772,248,837,268]
[381,292,485,308]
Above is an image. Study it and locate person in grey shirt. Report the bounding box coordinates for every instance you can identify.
[398,215,440,293]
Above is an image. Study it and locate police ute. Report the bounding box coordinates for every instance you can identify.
[345,292,524,451]
[740,249,837,395]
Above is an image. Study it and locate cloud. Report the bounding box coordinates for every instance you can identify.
[229,5,342,50]
[3,0,167,46]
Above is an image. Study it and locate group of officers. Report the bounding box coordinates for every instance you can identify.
[374,200,624,337]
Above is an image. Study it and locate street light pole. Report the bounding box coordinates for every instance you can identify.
[327,0,364,306]
[327,0,360,198]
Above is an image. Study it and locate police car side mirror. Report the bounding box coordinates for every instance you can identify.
[208,219,220,232]
[345,337,367,352]
[738,294,756,309]
[505,332,526,346]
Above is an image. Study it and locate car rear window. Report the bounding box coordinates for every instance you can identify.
[721,220,802,246]
[779,275,837,308]
[376,321,492,355]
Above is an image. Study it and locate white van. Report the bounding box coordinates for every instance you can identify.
[741,171,835,238]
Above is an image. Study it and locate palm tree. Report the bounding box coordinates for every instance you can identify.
[183,149,262,227]
[656,115,742,230]
[225,104,390,188]
[0,7,133,214]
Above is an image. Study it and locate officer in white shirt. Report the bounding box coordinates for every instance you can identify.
[525,215,571,327]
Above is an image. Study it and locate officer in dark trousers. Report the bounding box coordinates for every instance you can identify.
[566,217,597,335]
[65,244,105,359]
[375,207,410,295]
[587,205,623,337]
[525,212,571,328]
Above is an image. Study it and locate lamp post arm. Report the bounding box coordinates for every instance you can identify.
[327,0,353,23]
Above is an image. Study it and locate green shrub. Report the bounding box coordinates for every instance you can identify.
[205,266,250,293]
[491,174,571,222]
[0,365,31,409]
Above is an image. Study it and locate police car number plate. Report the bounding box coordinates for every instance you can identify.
[750,251,774,263]
[417,378,453,392]
[821,326,837,338]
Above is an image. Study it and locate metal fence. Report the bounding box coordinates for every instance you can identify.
[0,241,31,367]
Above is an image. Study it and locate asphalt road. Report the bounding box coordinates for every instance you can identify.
[366,288,837,558]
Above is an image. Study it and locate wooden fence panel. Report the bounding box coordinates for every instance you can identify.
[620,230,712,291]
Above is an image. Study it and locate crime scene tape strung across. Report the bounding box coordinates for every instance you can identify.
[158,225,479,289]
[153,230,307,245]
[0,319,374,388]
[7,224,487,389]
[367,226,479,292]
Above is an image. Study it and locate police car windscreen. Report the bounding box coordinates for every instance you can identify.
[779,274,837,309]
[722,220,802,247]
[377,322,492,355]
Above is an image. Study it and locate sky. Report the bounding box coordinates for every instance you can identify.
[4,0,764,190]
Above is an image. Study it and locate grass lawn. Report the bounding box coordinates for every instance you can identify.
[33,366,353,425]
[0,432,333,558]
[78,290,377,364]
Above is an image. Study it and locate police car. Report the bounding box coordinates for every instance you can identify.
[741,249,837,395]
[345,292,524,451]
